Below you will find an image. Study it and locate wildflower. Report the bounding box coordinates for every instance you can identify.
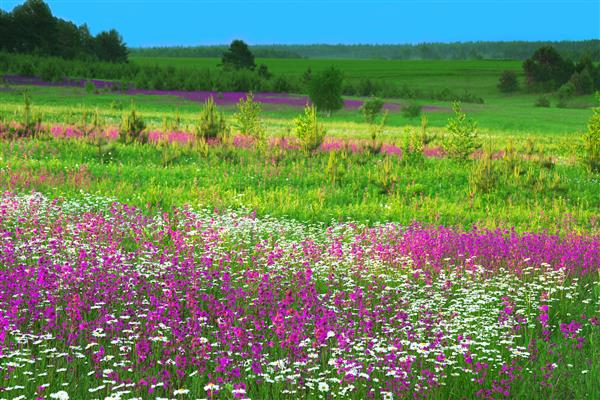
[50,391,69,400]
[174,388,190,395]
[318,381,330,392]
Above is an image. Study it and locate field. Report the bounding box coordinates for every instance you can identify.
[0,55,599,400]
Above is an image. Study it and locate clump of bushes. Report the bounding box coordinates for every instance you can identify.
[294,104,326,154]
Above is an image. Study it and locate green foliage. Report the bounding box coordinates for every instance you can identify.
[401,103,422,119]
[233,92,264,142]
[119,106,147,145]
[221,40,256,71]
[308,66,344,116]
[581,96,600,172]
[197,97,227,140]
[443,102,480,161]
[293,104,326,154]
[497,70,519,93]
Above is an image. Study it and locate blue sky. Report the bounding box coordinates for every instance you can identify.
[1,0,599,47]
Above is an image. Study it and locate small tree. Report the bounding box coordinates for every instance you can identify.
[221,39,256,70]
[497,70,519,93]
[197,97,227,140]
[443,101,480,161]
[582,95,600,172]
[234,92,264,142]
[308,66,344,116]
[119,106,147,144]
[294,104,326,154]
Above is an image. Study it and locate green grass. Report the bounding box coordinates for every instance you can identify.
[1,136,597,233]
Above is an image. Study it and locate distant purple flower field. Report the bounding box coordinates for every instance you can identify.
[2,74,444,111]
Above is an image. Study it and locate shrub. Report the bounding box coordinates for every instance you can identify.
[443,101,480,161]
[401,103,422,119]
[581,96,600,172]
[535,96,551,107]
[119,106,147,145]
[197,97,227,140]
[294,104,326,154]
[234,92,264,142]
[497,70,519,93]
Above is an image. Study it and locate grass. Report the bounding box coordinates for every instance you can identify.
[1,134,597,233]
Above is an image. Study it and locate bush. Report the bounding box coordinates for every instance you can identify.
[497,70,519,93]
[197,97,227,140]
[535,96,551,107]
[233,92,264,142]
[401,103,422,119]
[443,101,480,161]
[294,105,326,154]
[582,96,600,172]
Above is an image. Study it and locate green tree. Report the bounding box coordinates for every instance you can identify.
[221,40,256,70]
[94,29,128,63]
[308,66,344,116]
[523,46,574,90]
[10,0,57,54]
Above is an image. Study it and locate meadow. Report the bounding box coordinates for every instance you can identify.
[0,55,599,399]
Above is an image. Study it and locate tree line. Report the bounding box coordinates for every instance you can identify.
[0,0,128,62]
[131,41,600,61]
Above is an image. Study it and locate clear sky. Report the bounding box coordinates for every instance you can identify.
[1,0,599,47]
